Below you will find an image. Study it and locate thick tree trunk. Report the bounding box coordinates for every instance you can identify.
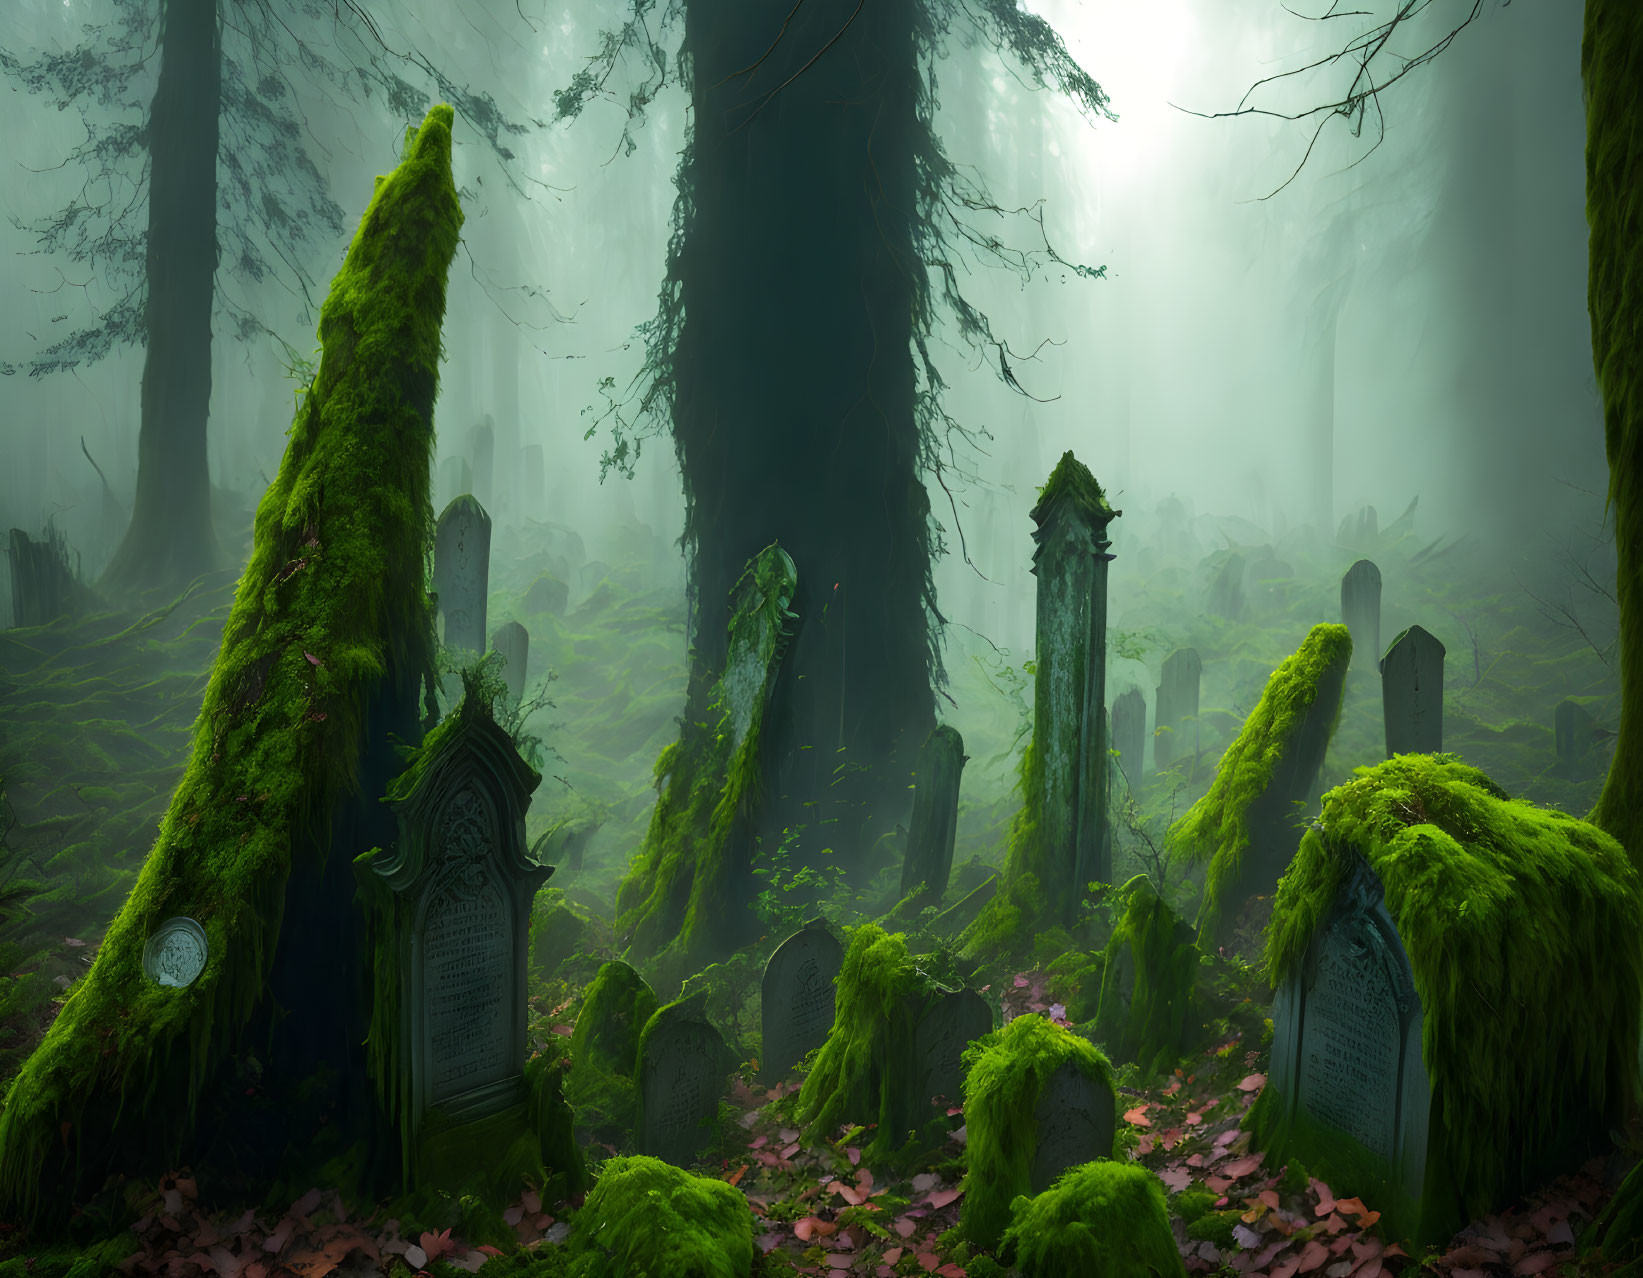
[675,0,935,867]
[1585,0,1643,866]
[101,0,222,594]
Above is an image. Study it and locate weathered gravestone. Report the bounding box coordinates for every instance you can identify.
[470,418,495,509]
[1110,689,1146,785]
[490,621,529,705]
[1380,625,1444,756]
[1555,698,1598,777]
[364,692,553,1186]
[639,995,735,1166]
[1029,1059,1116,1194]
[1206,553,1245,621]
[434,495,492,654]
[1153,648,1201,773]
[1340,560,1382,672]
[897,987,993,1132]
[760,920,843,1083]
[899,726,967,904]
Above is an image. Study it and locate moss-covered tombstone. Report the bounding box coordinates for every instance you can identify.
[1249,754,1643,1245]
[635,991,736,1166]
[564,1155,754,1278]
[1090,875,1202,1076]
[997,1161,1186,1278]
[959,1013,1116,1252]
[529,886,606,983]
[616,543,798,994]
[566,960,658,1141]
[0,105,462,1220]
[1171,622,1352,947]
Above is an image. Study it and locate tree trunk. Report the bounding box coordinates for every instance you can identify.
[101,0,222,595]
[675,0,935,867]
[1584,0,1643,865]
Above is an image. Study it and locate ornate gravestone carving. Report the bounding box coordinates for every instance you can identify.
[760,921,843,1083]
[142,917,209,989]
[365,697,550,1174]
[1029,1059,1115,1194]
[1267,852,1430,1202]
[640,998,733,1166]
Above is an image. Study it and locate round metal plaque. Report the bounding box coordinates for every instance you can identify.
[142,917,209,989]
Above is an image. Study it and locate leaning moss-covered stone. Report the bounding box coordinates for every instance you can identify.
[1091,875,1202,1076]
[565,1155,754,1278]
[998,1160,1186,1278]
[1251,753,1643,1234]
[959,1013,1115,1252]
[0,104,462,1220]
[566,960,657,1140]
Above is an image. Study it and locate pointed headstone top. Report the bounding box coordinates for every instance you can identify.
[1030,451,1119,531]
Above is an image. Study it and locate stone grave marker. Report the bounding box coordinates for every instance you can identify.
[434,496,492,655]
[365,695,551,1180]
[639,997,733,1167]
[1380,625,1444,756]
[1340,560,1382,672]
[1154,648,1202,773]
[490,621,529,705]
[1207,553,1245,620]
[470,418,495,509]
[759,920,843,1083]
[915,988,993,1111]
[899,725,967,904]
[1555,698,1598,776]
[1029,1059,1115,1193]
[1110,689,1146,785]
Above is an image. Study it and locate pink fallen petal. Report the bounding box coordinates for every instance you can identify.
[1237,1074,1266,1092]
[1513,1253,1560,1276]
[847,1147,862,1165]
[884,1248,904,1265]
[925,1187,962,1210]
[1222,1154,1265,1179]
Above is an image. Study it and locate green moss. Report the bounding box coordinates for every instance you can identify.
[1092,875,1202,1075]
[958,1013,1115,1251]
[529,887,601,983]
[1185,1209,1240,1247]
[564,1155,753,1278]
[998,1161,1186,1278]
[1172,1184,1217,1225]
[1032,451,1114,528]
[1257,753,1642,1230]
[566,960,657,1139]
[1169,623,1351,944]
[0,104,462,1221]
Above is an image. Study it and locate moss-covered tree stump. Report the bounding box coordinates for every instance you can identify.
[566,960,657,1141]
[998,1161,1186,1278]
[565,1155,754,1278]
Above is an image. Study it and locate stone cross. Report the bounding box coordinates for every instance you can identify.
[434,496,492,655]
[1380,625,1444,756]
[1340,560,1382,672]
[1153,648,1202,774]
[1110,689,1146,786]
[1029,452,1120,920]
[490,621,529,706]
[899,725,967,904]
[639,996,733,1167]
[759,921,843,1083]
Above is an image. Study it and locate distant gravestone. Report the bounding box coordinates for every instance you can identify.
[1207,553,1245,621]
[1380,626,1445,756]
[523,574,569,617]
[434,496,492,654]
[470,419,495,509]
[521,443,545,510]
[491,621,529,705]
[365,696,551,1178]
[1110,689,1146,785]
[1029,1059,1115,1194]
[1555,699,1598,777]
[759,921,843,1083]
[1340,560,1382,672]
[639,997,733,1167]
[1267,854,1430,1211]
[1154,648,1202,773]
[899,726,967,903]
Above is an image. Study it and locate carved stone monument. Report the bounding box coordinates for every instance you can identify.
[1340,559,1382,672]
[491,620,529,706]
[434,495,492,654]
[1153,648,1201,773]
[1110,689,1146,785]
[760,921,843,1083]
[899,726,967,904]
[639,996,734,1166]
[364,693,551,1185]
[1029,1059,1115,1194]
[1380,625,1445,757]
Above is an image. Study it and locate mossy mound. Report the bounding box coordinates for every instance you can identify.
[1091,875,1202,1075]
[959,1013,1115,1251]
[998,1161,1186,1278]
[564,1155,753,1278]
[1032,450,1114,528]
[1169,623,1351,944]
[1251,753,1643,1230]
[529,887,604,983]
[566,960,657,1140]
[0,104,463,1221]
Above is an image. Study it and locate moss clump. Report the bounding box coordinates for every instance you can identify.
[1185,1209,1240,1247]
[958,1013,1115,1251]
[1032,450,1114,528]
[1172,1184,1217,1225]
[1092,875,1202,1076]
[564,1155,754,1278]
[0,104,462,1220]
[1170,623,1351,944]
[998,1161,1186,1278]
[529,887,602,983]
[1253,754,1643,1231]
[566,960,657,1140]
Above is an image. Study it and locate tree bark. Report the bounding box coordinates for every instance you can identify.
[101,0,222,594]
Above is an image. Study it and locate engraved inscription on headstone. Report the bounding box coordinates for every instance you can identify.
[760,923,843,1082]
[641,1012,731,1167]
[1029,1059,1115,1193]
[142,916,209,989]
